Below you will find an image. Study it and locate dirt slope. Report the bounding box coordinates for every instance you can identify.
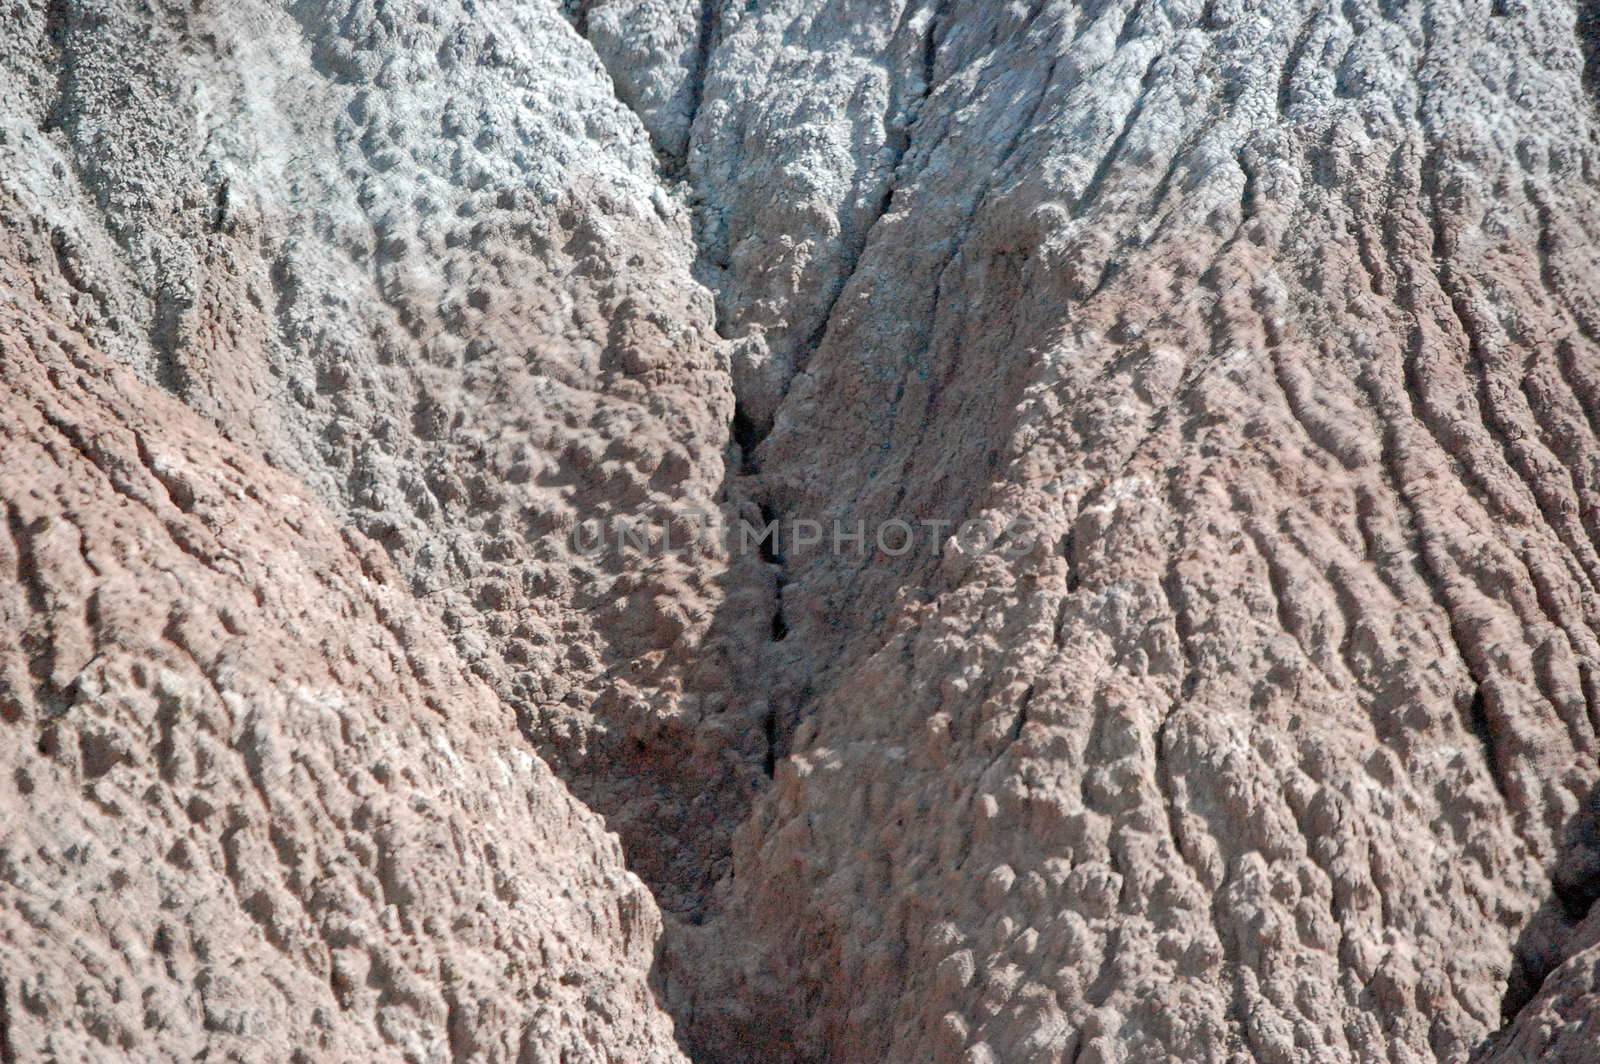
[5,1,1600,1061]
[0,249,684,1059]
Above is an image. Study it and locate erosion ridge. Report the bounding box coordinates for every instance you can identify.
[4,1,1600,1062]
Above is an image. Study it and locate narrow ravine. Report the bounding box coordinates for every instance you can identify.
[5,2,1600,1061]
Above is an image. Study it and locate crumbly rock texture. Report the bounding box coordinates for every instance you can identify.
[3,1,1600,1061]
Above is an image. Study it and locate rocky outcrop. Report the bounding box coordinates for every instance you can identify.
[0,0,766,920]
[5,0,1600,1061]
[610,2,1600,1060]
[0,265,683,1058]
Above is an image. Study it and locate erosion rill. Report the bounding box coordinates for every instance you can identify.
[3,2,1600,1062]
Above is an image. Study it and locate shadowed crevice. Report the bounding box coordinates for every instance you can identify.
[1580,0,1600,102]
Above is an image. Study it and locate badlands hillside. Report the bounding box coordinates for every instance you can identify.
[3,0,1600,1060]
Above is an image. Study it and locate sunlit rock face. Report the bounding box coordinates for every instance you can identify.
[5,1,1600,1061]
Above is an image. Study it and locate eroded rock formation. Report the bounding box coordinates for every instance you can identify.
[3,0,1600,1061]
[0,258,683,1059]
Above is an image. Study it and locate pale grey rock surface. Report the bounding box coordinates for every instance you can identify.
[4,0,1600,1062]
